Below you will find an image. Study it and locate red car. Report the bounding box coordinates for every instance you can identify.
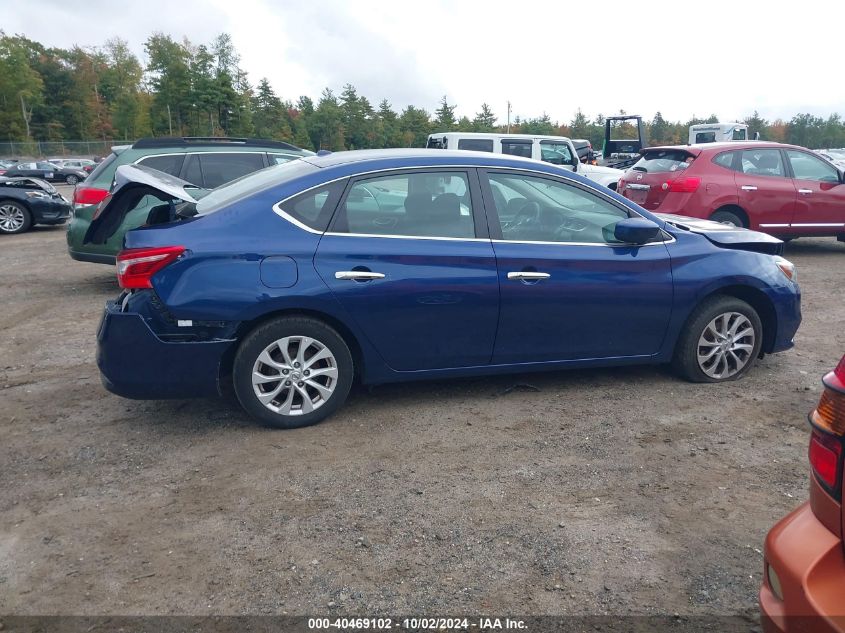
[760,354,845,632]
[618,142,845,240]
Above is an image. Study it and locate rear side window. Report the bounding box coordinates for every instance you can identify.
[197,152,266,188]
[457,139,494,152]
[269,153,298,165]
[632,150,693,173]
[331,171,475,239]
[277,180,346,231]
[740,149,785,177]
[695,132,716,143]
[136,154,185,177]
[501,140,533,159]
[712,151,737,170]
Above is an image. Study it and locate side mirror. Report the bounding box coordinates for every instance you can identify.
[753,132,760,140]
[570,155,580,169]
[614,218,662,245]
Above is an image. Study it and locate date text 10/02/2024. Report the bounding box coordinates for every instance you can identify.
[308,617,528,630]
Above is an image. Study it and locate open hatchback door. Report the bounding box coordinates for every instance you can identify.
[83,164,204,245]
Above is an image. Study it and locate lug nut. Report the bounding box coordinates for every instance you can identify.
[284,380,291,386]
[282,369,289,375]
[303,370,310,376]
[294,362,301,368]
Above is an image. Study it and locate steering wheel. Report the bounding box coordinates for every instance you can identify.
[512,201,541,226]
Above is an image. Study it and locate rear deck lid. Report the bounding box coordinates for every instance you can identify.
[83,164,204,245]
[620,148,699,210]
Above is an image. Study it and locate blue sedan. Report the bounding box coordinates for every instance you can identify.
[88,149,801,428]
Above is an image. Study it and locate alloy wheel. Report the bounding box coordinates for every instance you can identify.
[251,335,339,416]
[696,312,756,379]
[0,204,25,232]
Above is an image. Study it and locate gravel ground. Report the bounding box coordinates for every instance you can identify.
[1,199,844,618]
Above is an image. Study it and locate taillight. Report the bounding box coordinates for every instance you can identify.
[809,355,845,495]
[116,246,185,289]
[73,186,109,206]
[662,177,701,193]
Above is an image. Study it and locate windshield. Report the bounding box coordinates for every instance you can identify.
[195,158,316,215]
[632,150,694,173]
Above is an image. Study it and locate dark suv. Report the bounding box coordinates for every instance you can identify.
[67,137,313,264]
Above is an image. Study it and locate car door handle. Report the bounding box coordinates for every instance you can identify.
[507,272,551,281]
[334,271,385,281]
[741,185,757,191]
[798,189,813,195]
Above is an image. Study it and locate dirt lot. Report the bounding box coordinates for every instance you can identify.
[1,198,844,619]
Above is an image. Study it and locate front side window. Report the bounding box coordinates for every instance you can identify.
[695,132,716,143]
[501,140,533,159]
[457,138,494,152]
[732,128,747,141]
[487,173,630,244]
[740,149,785,178]
[539,141,574,166]
[786,150,840,183]
[331,171,475,239]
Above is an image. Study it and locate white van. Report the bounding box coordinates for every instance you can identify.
[688,123,749,144]
[425,132,623,190]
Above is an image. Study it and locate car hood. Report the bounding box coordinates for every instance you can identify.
[657,213,784,255]
[83,164,204,245]
[0,176,57,194]
[581,163,624,176]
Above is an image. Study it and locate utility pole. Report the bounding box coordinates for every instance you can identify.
[167,104,173,135]
[506,101,511,133]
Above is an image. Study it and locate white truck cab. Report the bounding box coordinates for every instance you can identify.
[425,132,623,190]
[688,122,749,144]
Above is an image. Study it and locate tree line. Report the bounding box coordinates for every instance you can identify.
[2,31,845,153]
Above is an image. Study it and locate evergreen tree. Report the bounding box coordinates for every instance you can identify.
[472,103,496,131]
[433,95,456,130]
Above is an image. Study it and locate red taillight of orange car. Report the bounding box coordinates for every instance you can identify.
[808,356,845,496]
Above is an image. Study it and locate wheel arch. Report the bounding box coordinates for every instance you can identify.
[219,307,366,387]
[689,284,778,354]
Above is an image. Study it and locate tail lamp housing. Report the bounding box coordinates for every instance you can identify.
[116,246,185,289]
[809,356,845,497]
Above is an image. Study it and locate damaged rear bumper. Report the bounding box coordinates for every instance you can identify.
[97,300,234,399]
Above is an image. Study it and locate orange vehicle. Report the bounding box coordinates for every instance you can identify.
[760,354,845,632]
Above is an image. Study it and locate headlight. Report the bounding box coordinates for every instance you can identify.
[773,256,797,282]
[25,191,50,199]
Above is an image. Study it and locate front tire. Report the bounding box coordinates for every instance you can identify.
[233,316,354,429]
[672,296,762,383]
[65,174,79,185]
[0,201,32,234]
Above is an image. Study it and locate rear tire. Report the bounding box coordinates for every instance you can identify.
[672,296,763,383]
[65,174,79,185]
[0,201,32,234]
[233,316,353,429]
[710,209,745,228]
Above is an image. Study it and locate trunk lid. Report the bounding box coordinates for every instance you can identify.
[619,148,699,210]
[657,213,784,255]
[83,165,205,245]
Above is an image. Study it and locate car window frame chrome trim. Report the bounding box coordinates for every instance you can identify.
[271,163,674,247]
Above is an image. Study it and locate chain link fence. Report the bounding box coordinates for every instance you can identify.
[0,140,133,159]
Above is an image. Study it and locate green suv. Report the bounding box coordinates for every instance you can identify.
[66,137,313,264]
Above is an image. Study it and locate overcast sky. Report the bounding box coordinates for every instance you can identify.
[5,0,843,125]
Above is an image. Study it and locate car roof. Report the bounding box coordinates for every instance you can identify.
[428,131,574,142]
[645,141,809,153]
[301,148,564,170]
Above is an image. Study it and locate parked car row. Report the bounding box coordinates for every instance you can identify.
[0,176,71,234]
[1,160,89,185]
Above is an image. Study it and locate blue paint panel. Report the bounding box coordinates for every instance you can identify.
[260,256,298,288]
